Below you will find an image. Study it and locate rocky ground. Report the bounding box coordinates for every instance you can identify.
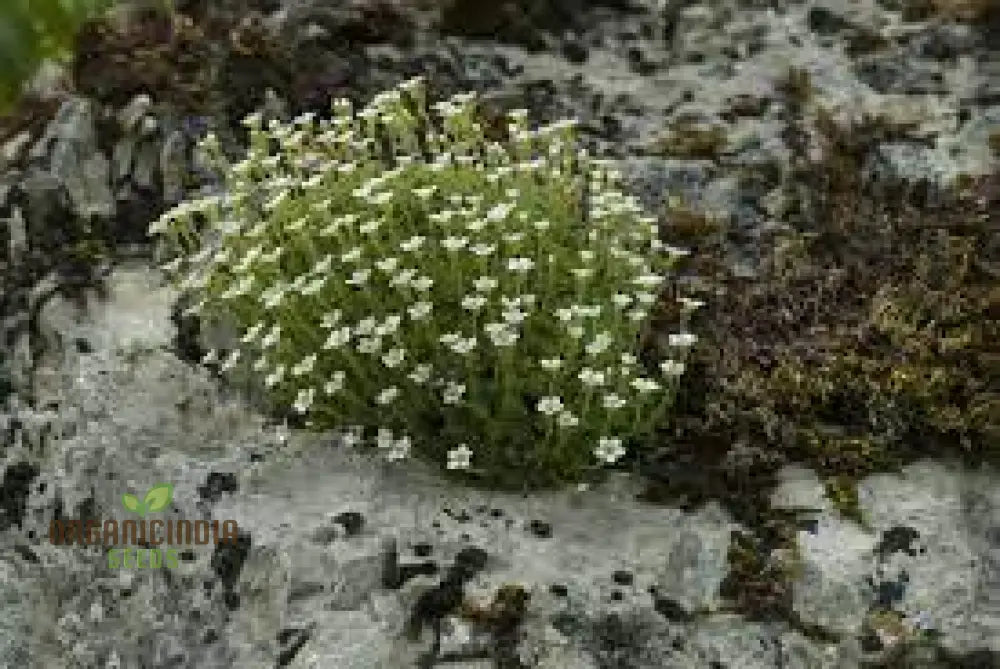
[1,0,998,667]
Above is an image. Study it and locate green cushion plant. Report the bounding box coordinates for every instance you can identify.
[148,78,702,489]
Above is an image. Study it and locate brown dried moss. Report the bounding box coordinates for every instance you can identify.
[652,113,1000,515]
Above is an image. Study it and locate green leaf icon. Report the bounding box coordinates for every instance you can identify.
[143,483,174,513]
[121,493,145,517]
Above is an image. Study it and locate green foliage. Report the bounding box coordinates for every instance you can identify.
[149,79,700,489]
[0,0,116,112]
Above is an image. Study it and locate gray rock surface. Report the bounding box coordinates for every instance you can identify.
[0,264,996,667]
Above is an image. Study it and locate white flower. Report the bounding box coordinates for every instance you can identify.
[320,311,342,329]
[506,257,534,272]
[324,371,346,394]
[439,332,461,346]
[357,336,382,354]
[462,295,488,312]
[386,436,411,461]
[633,273,663,288]
[376,428,395,449]
[375,387,400,405]
[663,245,691,258]
[627,309,647,322]
[447,444,473,470]
[408,364,432,385]
[390,268,417,287]
[261,284,287,309]
[571,267,594,279]
[376,314,402,336]
[221,275,255,300]
[473,276,498,292]
[312,255,334,274]
[382,348,406,368]
[301,277,326,295]
[400,235,426,252]
[340,425,362,447]
[634,291,657,306]
[261,324,281,348]
[220,349,241,372]
[450,337,477,355]
[578,368,606,387]
[443,382,466,405]
[631,377,661,393]
[411,276,434,291]
[668,332,698,347]
[537,396,564,415]
[594,437,625,464]
[287,216,307,232]
[366,192,393,207]
[679,297,706,312]
[408,301,433,321]
[621,353,637,366]
[341,246,363,262]
[412,185,437,199]
[660,360,686,377]
[540,358,563,372]
[323,327,351,350]
[469,243,495,256]
[503,232,525,243]
[293,388,315,413]
[347,269,372,286]
[585,332,613,356]
[566,325,585,339]
[442,236,469,251]
[292,354,317,376]
[486,202,513,221]
[533,219,550,231]
[485,325,518,347]
[253,356,269,372]
[555,308,575,322]
[264,189,289,211]
[264,365,286,388]
[502,307,527,325]
[557,411,579,427]
[611,293,632,308]
[602,394,627,410]
[201,349,219,364]
[375,257,400,273]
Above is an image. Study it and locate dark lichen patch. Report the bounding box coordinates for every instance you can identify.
[989,129,1000,156]
[776,67,813,109]
[649,121,729,159]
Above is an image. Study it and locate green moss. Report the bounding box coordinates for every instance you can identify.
[823,474,866,526]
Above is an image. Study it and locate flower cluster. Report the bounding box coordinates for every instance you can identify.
[149,77,702,488]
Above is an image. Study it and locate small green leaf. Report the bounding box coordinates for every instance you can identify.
[121,493,145,517]
[143,483,174,513]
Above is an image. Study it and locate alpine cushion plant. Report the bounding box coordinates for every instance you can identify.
[148,77,702,489]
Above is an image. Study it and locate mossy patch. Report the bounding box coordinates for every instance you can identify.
[650,121,728,160]
[659,105,1000,498]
